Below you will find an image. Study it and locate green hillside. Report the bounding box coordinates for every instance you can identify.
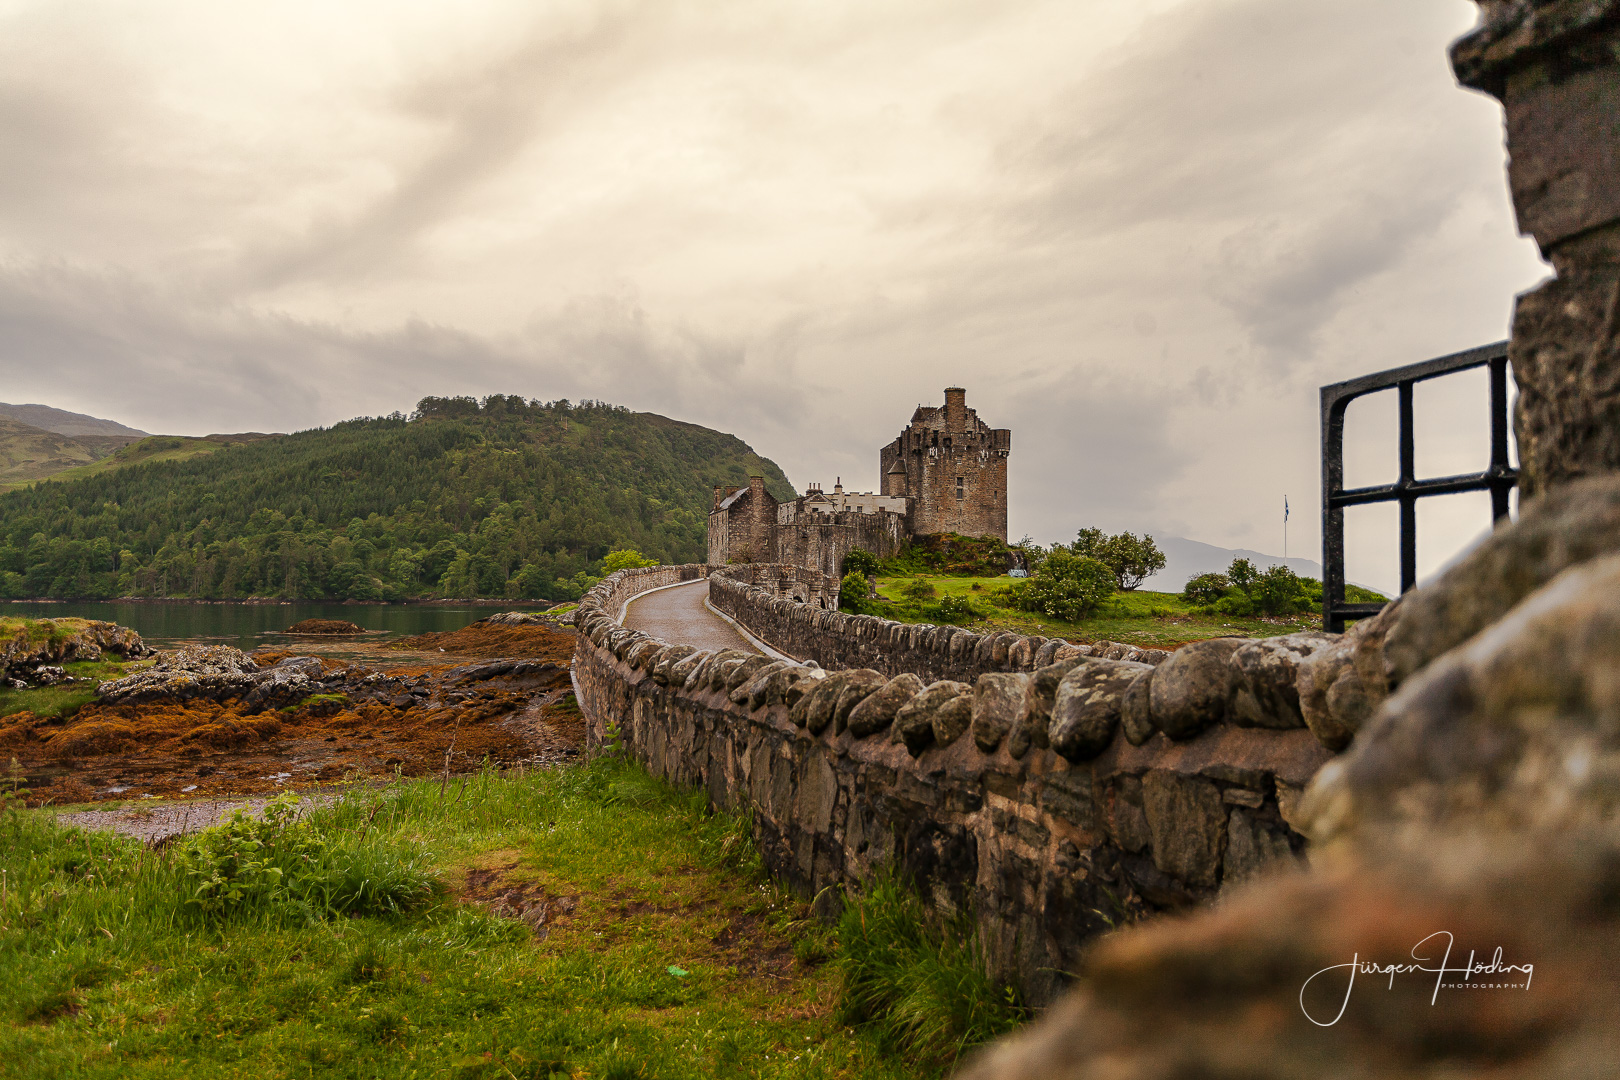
[0,395,795,601]
[16,432,277,491]
[0,415,100,486]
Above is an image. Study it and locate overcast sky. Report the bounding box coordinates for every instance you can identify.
[0,0,1548,593]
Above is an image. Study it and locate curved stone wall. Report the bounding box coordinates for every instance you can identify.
[571,565,1340,1005]
[708,564,1169,681]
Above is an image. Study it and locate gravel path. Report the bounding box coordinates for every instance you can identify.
[620,580,762,654]
[55,795,335,845]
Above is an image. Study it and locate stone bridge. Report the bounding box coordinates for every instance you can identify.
[571,562,1352,1003]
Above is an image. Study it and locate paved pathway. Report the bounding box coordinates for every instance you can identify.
[621,580,760,654]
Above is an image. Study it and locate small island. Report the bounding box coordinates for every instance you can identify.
[284,618,365,635]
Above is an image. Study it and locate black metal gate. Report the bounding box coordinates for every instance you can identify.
[1320,340,1517,632]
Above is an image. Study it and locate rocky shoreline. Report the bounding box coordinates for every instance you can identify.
[0,616,582,804]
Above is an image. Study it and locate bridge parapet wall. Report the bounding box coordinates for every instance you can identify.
[571,565,1340,1005]
[707,565,1169,681]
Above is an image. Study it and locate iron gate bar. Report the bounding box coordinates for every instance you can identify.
[1320,340,1516,633]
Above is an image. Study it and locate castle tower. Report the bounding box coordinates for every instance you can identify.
[878,387,1010,541]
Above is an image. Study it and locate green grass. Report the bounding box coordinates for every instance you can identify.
[869,574,1324,647]
[0,659,138,720]
[0,759,1005,1078]
[833,877,1026,1067]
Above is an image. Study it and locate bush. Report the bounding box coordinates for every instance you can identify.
[1017,550,1115,622]
[901,577,937,601]
[1251,564,1306,615]
[928,594,977,624]
[1072,528,1166,590]
[842,549,881,577]
[1213,588,1254,617]
[179,793,438,923]
[1202,559,1315,616]
[839,570,871,613]
[1182,572,1231,605]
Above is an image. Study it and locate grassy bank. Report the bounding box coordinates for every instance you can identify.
[868,574,1321,647]
[0,658,136,721]
[0,759,1021,1078]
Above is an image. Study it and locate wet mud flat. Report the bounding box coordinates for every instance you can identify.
[0,623,583,806]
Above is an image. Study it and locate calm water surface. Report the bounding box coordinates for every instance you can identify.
[2,601,554,651]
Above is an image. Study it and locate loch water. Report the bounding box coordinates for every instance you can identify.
[1,601,554,651]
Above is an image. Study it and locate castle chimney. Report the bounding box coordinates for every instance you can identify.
[749,475,765,500]
[944,387,967,432]
[834,477,843,495]
[713,484,724,511]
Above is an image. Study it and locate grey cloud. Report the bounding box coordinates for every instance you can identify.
[0,0,1533,584]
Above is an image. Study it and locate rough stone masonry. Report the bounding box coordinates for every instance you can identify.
[574,564,1346,1005]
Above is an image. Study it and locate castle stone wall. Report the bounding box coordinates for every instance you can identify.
[572,565,1337,1004]
[879,387,1011,541]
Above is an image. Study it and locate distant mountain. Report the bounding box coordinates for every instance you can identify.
[0,403,154,487]
[1144,534,1388,597]
[0,415,99,485]
[0,395,794,602]
[0,402,147,439]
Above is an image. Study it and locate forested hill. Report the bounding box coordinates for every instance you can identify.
[0,395,795,601]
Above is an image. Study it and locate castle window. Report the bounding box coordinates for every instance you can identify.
[955,476,964,500]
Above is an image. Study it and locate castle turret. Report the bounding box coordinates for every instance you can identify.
[878,386,1009,541]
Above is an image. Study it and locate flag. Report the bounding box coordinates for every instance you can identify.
[1284,496,1289,522]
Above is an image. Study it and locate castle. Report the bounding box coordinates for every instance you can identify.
[707,387,1011,601]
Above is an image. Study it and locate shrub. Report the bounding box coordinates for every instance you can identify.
[901,577,937,601]
[1018,550,1115,622]
[1182,572,1230,605]
[839,570,871,613]
[1213,588,1254,617]
[1072,528,1166,590]
[1251,564,1307,615]
[841,549,881,577]
[179,793,438,923]
[928,594,977,624]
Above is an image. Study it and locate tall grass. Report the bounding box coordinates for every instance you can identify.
[0,760,1014,1078]
[833,875,1028,1068]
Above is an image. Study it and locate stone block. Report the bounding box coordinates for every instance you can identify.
[1141,770,1226,888]
[1121,668,1155,745]
[932,692,975,748]
[725,655,775,693]
[797,748,840,834]
[1038,768,1093,829]
[792,670,853,733]
[832,669,889,734]
[1228,633,1333,729]
[1050,660,1150,762]
[1149,637,1248,740]
[895,679,968,754]
[1221,807,1296,885]
[730,659,788,705]
[846,673,924,738]
[651,644,697,685]
[973,673,1030,752]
